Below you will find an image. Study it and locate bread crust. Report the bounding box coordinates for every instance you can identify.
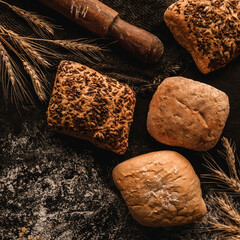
[113,151,207,227]
[164,0,240,74]
[47,60,136,154]
[147,76,230,151]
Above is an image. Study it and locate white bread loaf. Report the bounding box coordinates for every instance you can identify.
[113,151,207,227]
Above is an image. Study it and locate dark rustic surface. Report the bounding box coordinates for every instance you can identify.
[0,0,240,239]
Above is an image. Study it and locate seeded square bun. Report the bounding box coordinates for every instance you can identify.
[147,77,230,151]
[164,0,240,74]
[112,151,207,227]
[47,60,136,154]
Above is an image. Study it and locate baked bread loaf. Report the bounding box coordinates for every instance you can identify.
[47,60,136,154]
[112,151,207,227]
[147,77,230,151]
[164,0,240,74]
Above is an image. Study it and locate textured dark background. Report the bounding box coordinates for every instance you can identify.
[0,0,239,239]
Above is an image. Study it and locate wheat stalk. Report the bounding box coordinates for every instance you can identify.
[0,33,46,104]
[207,221,240,236]
[0,2,105,107]
[216,193,240,226]
[202,193,240,239]
[221,137,239,180]
[0,42,15,98]
[203,170,240,195]
[0,0,55,37]
[202,138,240,195]
[0,26,51,68]
[0,39,31,106]
[53,39,102,52]
[48,39,104,61]
[10,6,55,37]
[22,61,47,101]
[201,139,240,238]
[0,26,105,106]
[20,37,105,62]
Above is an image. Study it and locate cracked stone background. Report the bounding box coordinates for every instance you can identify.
[0,0,240,239]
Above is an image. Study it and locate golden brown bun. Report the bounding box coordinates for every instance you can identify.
[47,60,136,154]
[164,0,240,74]
[113,151,207,227]
[147,77,229,151]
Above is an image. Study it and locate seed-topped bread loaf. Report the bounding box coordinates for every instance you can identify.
[164,0,240,74]
[47,60,136,154]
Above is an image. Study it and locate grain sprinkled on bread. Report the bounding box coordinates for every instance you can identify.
[47,60,136,154]
[164,0,240,73]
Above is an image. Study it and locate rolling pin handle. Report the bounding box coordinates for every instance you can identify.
[108,16,164,63]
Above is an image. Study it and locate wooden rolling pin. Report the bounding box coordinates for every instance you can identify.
[38,0,164,63]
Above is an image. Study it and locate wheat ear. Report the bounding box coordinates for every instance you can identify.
[206,221,240,236]
[0,26,50,68]
[16,36,105,62]
[215,193,240,226]
[0,0,55,37]
[0,40,30,105]
[202,138,240,195]
[53,39,102,52]
[22,61,47,101]
[50,39,104,61]
[0,42,15,98]
[0,33,46,104]
[221,137,239,180]
[202,162,240,195]
[203,193,240,238]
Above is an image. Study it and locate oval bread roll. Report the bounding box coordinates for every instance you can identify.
[112,151,207,227]
[147,76,230,151]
